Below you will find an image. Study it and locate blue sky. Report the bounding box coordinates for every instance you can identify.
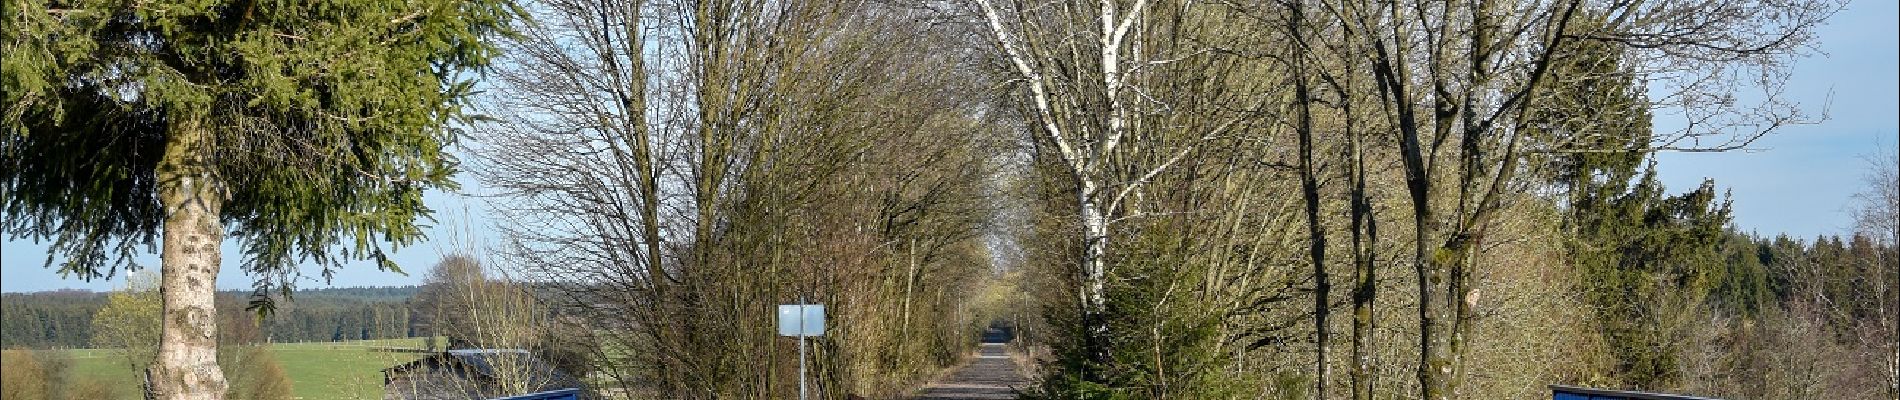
[3,1,1896,292]
[1651,0,1898,241]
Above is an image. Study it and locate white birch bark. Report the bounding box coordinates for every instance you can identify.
[972,0,1270,370]
[973,0,1166,366]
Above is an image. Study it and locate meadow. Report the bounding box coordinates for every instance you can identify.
[26,338,428,400]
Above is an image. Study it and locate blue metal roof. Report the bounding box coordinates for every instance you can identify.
[1552,385,1724,400]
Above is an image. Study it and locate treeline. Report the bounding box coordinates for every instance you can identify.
[0,290,100,349]
[967,0,1893,399]
[1705,232,1897,323]
[1,286,422,348]
[1676,231,1898,399]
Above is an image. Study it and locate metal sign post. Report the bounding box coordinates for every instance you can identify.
[799,331,806,400]
[778,302,825,400]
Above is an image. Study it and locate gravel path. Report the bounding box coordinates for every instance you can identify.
[910,329,1029,400]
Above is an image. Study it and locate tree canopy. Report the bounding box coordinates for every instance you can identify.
[1,0,519,299]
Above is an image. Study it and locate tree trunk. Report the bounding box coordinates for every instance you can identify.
[903,238,917,341]
[149,118,228,400]
[1369,21,1458,399]
[1348,173,1377,400]
[1414,235,1474,400]
[1344,49,1377,400]
[1288,3,1331,396]
[1303,130,1332,400]
[1417,245,1449,400]
[1080,179,1112,372]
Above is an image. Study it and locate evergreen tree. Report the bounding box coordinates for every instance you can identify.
[2,1,516,398]
[1530,15,1734,390]
[1712,232,1775,317]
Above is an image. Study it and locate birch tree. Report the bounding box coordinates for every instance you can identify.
[1851,145,1899,399]
[971,0,1277,373]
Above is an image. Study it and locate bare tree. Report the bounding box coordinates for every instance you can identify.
[1852,144,1900,399]
[480,0,1007,396]
[387,258,572,400]
[1322,0,1839,397]
[1281,1,1335,396]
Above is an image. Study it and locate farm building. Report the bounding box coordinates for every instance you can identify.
[383,349,582,400]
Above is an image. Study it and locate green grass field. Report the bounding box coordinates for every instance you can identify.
[29,337,432,400]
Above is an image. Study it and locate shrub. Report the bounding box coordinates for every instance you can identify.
[68,380,121,400]
[225,346,294,400]
[1,349,49,400]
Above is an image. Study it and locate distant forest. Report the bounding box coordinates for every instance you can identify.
[1,286,420,348]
